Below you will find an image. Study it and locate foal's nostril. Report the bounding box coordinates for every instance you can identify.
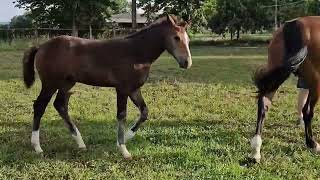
[183,60,188,67]
[179,60,188,69]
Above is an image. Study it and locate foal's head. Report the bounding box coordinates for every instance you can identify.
[163,15,192,69]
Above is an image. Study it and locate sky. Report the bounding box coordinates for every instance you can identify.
[0,0,25,22]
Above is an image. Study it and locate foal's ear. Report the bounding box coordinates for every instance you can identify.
[167,14,176,26]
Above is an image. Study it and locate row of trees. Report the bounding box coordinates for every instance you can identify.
[2,0,320,40]
[138,0,320,39]
[11,0,129,36]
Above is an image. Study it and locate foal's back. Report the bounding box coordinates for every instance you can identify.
[35,36,138,87]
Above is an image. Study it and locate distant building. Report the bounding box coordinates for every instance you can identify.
[108,13,149,28]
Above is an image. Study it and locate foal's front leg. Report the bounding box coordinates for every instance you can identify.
[125,89,148,142]
[116,90,132,159]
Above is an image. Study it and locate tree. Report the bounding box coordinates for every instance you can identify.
[132,0,137,28]
[138,0,207,32]
[9,14,33,28]
[208,0,274,40]
[305,0,320,15]
[14,0,126,36]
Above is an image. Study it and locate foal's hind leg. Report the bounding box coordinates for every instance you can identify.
[31,86,57,153]
[249,91,275,162]
[125,88,148,142]
[116,89,131,159]
[53,86,86,150]
[302,89,320,152]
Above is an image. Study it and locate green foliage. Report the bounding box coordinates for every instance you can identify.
[207,0,320,39]
[208,0,273,39]
[14,0,126,28]
[305,0,320,15]
[1,40,320,179]
[9,14,33,28]
[138,0,208,32]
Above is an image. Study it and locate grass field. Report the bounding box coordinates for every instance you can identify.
[1,41,320,179]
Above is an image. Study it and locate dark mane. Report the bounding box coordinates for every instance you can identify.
[125,15,178,39]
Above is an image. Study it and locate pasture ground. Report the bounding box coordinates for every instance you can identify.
[0,40,319,179]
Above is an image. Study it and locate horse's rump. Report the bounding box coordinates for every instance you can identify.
[254,18,308,95]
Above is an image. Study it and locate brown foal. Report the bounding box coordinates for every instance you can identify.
[250,16,320,162]
[23,15,192,159]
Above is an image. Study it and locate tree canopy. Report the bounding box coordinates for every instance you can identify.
[14,0,127,29]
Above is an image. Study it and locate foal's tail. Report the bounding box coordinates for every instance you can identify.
[23,46,38,88]
[253,19,308,95]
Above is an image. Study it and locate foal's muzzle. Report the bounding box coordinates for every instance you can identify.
[178,57,192,69]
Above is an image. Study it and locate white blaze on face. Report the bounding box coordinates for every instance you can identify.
[182,31,192,68]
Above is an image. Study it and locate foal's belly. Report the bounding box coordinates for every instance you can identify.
[76,69,118,87]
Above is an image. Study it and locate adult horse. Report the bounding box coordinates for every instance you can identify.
[250,16,320,163]
[22,15,192,159]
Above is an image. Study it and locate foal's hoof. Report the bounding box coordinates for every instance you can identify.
[79,146,87,151]
[296,119,304,127]
[32,144,44,154]
[247,157,260,164]
[248,153,261,163]
[124,155,133,161]
[117,143,132,160]
[313,143,320,152]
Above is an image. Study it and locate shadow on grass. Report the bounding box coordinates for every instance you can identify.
[0,117,249,166]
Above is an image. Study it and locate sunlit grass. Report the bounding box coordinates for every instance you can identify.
[0,41,319,179]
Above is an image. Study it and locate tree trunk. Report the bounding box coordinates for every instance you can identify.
[236,28,240,40]
[230,30,233,40]
[89,24,93,39]
[132,0,137,29]
[72,2,78,37]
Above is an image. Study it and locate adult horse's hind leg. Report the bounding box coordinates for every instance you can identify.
[302,89,320,151]
[125,88,148,142]
[248,91,275,163]
[53,85,86,150]
[31,86,57,153]
[116,89,131,159]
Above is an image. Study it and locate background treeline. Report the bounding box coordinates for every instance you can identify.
[1,0,319,40]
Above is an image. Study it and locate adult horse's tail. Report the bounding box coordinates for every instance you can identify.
[253,20,308,95]
[23,46,38,88]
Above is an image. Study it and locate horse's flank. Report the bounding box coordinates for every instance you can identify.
[35,21,167,91]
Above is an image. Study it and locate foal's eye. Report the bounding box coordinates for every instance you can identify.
[174,36,180,41]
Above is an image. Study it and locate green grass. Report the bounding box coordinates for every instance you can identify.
[0,40,320,179]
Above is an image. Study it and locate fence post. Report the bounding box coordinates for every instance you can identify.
[34,28,39,45]
[8,27,13,46]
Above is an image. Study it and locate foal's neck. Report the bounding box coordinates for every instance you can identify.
[127,26,165,64]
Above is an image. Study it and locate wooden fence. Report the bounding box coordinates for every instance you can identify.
[0,27,137,44]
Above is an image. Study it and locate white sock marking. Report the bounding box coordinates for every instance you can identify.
[72,127,86,149]
[314,142,320,152]
[124,129,136,143]
[249,135,262,161]
[31,130,43,153]
[117,141,132,159]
